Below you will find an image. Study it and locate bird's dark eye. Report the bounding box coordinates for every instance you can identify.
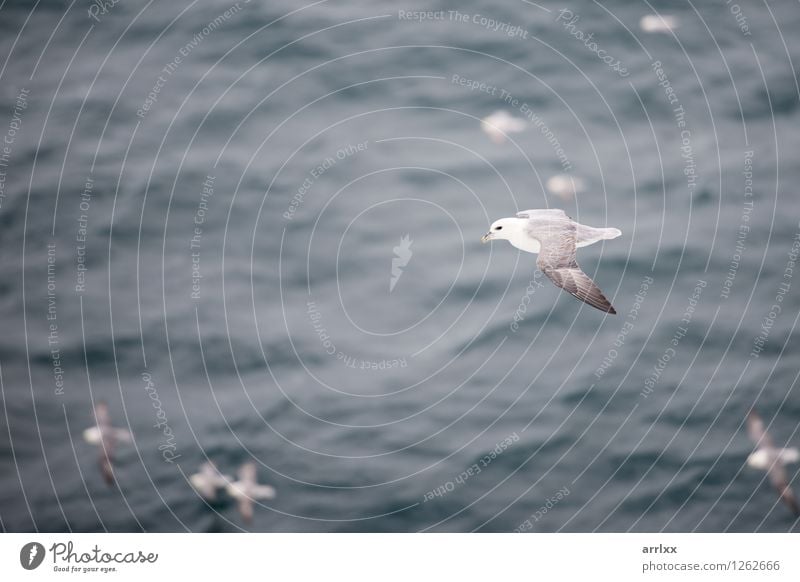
[495,226,502,231]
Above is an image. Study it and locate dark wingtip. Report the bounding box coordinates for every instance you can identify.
[100,458,116,486]
[585,298,616,314]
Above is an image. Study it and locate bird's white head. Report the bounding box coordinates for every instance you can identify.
[481,217,527,245]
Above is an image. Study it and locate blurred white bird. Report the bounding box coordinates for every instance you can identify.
[83,401,132,485]
[480,110,527,144]
[639,14,678,33]
[225,462,276,523]
[190,461,232,501]
[546,174,585,200]
[746,410,800,516]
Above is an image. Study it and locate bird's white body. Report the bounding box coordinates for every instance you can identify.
[83,427,102,444]
[225,462,276,522]
[747,447,800,470]
[485,210,621,254]
[190,462,232,501]
[83,426,131,445]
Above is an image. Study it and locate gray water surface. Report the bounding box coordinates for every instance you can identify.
[1,0,799,532]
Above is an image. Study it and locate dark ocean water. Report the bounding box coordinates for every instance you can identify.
[1,0,800,532]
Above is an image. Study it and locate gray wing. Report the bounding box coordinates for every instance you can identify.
[94,402,116,485]
[746,410,775,450]
[535,221,616,314]
[195,480,217,501]
[196,462,220,496]
[99,455,115,486]
[239,461,257,485]
[766,462,800,516]
[517,209,568,220]
[94,401,111,433]
[201,461,217,478]
[238,496,254,523]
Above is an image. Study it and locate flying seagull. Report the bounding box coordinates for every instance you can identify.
[225,462,276,523]
[746,410,800,516]
[190,461,232,501]
[482,209,621,314]
[83,401,132,485]
[480,110,526,144]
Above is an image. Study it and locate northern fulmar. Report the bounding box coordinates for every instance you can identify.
[482,209,622,314]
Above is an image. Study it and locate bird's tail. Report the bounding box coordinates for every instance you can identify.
[598,227,622,240]
[576,225,622,248]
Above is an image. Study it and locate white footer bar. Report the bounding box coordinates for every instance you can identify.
[1,533,797,580]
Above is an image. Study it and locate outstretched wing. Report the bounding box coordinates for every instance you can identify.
[535,221,616,314]
[99,450,115,486]
[92,402,117,485]
[253,484,277,500]
[780,487,800,517]
[517,208,568,220]
[190,473,217,500]
[766,463,800,516]
[94,401,111,432]
[113,429,132,442]
[746,410,775,450]
[541,268,616,314]
[239,461,257,485]
[238,497,254,523]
